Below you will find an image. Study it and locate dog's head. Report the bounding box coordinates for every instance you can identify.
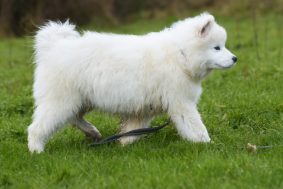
[194,14,237,69]
[173,13,237,79]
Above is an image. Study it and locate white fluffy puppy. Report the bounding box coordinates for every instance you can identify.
[28,13,237,153]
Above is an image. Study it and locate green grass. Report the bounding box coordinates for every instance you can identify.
[0,14,283,189]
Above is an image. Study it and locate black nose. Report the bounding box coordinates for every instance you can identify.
[232,56,237,63]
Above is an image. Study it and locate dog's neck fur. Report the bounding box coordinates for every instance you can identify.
[179,49,211,82]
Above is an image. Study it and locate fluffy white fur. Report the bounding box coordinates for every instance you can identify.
[28,13,237,153]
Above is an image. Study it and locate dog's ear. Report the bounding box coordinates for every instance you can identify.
[198,14,215,38]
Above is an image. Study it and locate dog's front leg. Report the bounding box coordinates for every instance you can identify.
[169,102,211,142]
[119,116,152,146]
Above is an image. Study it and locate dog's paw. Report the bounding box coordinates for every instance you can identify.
[28,140,44,153]
[85,130,102,142]
[119,136,140,146]
[185,129,211,143]
[197,133,211,142]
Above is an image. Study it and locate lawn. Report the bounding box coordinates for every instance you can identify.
[0,13,283,189]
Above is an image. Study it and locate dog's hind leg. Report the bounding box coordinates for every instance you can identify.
[119,117,152,146]
[72,117,102,141]
[28,100,79,153]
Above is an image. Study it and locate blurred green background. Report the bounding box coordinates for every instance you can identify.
[0,0,282,37]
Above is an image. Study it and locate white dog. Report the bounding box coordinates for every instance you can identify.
[28,13,237,153]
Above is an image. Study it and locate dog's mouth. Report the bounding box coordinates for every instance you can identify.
[215,63,235,69]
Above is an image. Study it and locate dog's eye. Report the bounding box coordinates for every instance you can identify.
[214,46,221,50]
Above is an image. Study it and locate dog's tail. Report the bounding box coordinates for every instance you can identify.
[35,20,79,53]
